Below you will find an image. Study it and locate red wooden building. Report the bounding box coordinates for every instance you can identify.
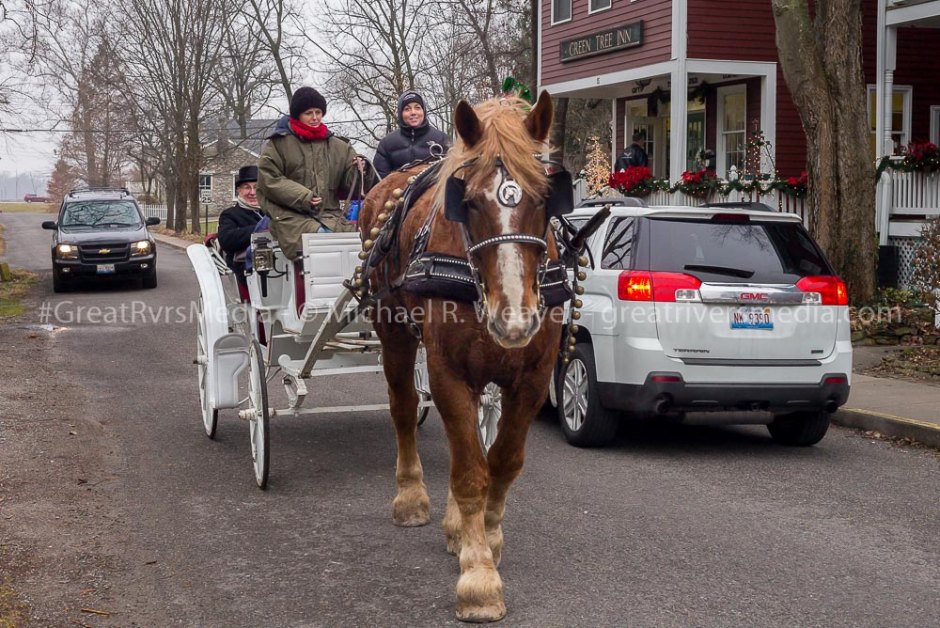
[538,0,940,185]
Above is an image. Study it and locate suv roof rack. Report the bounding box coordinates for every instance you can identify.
[67,186,133,198]
[699,201,775,212]
[577,196,648,208]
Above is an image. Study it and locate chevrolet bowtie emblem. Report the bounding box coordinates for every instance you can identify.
[98,248,111,254]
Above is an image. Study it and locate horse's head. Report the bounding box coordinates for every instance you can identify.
[438,92,557,349]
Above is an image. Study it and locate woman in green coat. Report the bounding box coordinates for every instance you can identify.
[257,87,376,259]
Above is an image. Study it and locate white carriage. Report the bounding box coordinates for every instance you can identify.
[187,231,502,489]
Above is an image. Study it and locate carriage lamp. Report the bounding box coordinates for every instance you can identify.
[129,240,152,256]
[253,238,275,273]
[56,244,79,260]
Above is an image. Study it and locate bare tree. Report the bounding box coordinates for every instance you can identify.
[304,0,440,145]
[773,0,875,302]
[240,0,305,104]
[120,0,226,233]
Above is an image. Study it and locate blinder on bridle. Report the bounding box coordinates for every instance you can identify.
[444,159,574,224]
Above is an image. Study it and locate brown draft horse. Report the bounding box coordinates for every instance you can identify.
[357,92,562,622]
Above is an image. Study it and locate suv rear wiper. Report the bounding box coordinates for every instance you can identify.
[684,264,755,278]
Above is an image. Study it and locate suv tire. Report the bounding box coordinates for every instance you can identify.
[52,270,69,293]
[142,269,158,289]
[556,343,619,447]
[767,410,830,446]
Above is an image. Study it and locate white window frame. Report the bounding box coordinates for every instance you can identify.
[231,173,238,201]
[867,84,912,154]
[716,84,747,176]
[198,173,212,193]
[551,0,571,25]
[589,0,612,15]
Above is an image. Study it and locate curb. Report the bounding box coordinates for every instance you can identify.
[152,233,193,252]
[833,408,940,449]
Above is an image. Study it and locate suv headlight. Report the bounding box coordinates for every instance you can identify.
[56,243,79,260]
[130,240,152,256]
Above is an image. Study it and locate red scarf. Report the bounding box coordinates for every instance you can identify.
[289,118,329,141]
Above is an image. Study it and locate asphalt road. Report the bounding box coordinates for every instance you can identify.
[2,211,939,626]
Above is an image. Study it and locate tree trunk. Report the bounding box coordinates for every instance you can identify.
[772,0,875,303]
[549,97,569,164]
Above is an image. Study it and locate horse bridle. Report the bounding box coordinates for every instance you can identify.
[444,157,574,319]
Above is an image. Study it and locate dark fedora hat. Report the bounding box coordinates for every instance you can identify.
[235,165,258,188]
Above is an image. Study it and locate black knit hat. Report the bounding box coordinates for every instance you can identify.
[397,90,427,128]
[235,165,258,188]
[290,87,327,119]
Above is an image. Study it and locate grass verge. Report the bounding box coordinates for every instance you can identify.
[0,201,54,213]
[0,575,28,627]
[0,268,40,320]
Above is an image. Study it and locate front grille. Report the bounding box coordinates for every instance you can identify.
[80,243,130,262]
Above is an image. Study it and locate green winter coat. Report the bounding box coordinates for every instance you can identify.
[257,115,375,259]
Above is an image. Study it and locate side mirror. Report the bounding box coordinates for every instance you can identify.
[41,221,57,230]
[146,217,161,226]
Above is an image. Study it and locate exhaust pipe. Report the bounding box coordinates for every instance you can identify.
[653,395,672,416]
[824,399,839,413]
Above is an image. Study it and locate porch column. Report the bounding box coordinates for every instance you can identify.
[876,0,897,159]
[670,61,688,183]
[760,70,777,175]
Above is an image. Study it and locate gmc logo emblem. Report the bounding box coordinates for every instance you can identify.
[740,292,769,300]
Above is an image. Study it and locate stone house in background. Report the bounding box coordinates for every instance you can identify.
[200,118,279,214]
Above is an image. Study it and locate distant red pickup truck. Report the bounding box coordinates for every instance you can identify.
[24,193,52,203]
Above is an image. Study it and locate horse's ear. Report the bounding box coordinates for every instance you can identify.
[524,91,554,143]
[454,100,482,148]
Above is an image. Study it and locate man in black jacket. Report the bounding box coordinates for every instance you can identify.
[373,90,450,178]
[614,131,649,171]
[217,165,264,296]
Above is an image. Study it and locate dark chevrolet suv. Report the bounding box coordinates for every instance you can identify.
[42,188,161,292]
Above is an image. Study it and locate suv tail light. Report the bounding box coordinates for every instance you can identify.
[796,275,848,305]
[618,271,702,302]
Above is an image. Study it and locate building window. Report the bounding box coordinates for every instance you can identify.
[717,86,746,176]
[589,0,611,14]
[198,174,212,195]
[552,0,571,24]
[867,85,912,158]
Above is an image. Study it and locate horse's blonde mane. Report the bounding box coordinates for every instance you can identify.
[434,97,550,209]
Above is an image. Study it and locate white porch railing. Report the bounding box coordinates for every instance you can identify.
[877,170,940,243]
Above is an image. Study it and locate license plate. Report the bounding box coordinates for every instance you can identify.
[96,264,116,274]
[730,306,773,330]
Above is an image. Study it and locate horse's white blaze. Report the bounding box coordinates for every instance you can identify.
[484,180,529,336]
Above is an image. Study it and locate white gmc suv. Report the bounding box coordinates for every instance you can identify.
[551,199,852,448]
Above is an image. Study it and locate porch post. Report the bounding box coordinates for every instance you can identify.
[760,69,777,176]
[670,62,688,183]
[882,27,898,155]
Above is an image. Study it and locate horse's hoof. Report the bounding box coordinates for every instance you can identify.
[456,568,505,623]
[455,602,507,623]
[392,495,430,527]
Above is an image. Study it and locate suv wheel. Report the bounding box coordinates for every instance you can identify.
[767,410,830,446]
[52,269,69,293]
[142,269,158,289]
[556,343,619,447]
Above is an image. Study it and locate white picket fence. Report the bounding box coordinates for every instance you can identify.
[140,204,167,221]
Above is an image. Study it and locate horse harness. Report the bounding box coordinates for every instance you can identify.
[352,156,589,337]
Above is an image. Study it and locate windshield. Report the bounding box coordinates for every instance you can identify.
[647,218,832,283]
[60,200,142,228]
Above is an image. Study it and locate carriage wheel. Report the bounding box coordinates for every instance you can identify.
[477,383,502,453]
[417,394,432,426]
[196,297,219,439]
[247,339,270,489]
[414,344,432,426]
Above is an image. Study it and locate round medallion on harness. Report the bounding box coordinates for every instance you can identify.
[497,179,523,207]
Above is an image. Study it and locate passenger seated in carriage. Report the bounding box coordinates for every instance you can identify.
[217,165,264,301]
[257,87,377,262]
[373,90,450,178]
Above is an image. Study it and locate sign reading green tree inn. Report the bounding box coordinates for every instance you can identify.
[560,21,643,62]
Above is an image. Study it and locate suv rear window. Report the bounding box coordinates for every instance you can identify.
[645,217,831,283]
[60,200,142,229]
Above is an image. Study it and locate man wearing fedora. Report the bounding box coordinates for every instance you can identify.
[218,164,265,297]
